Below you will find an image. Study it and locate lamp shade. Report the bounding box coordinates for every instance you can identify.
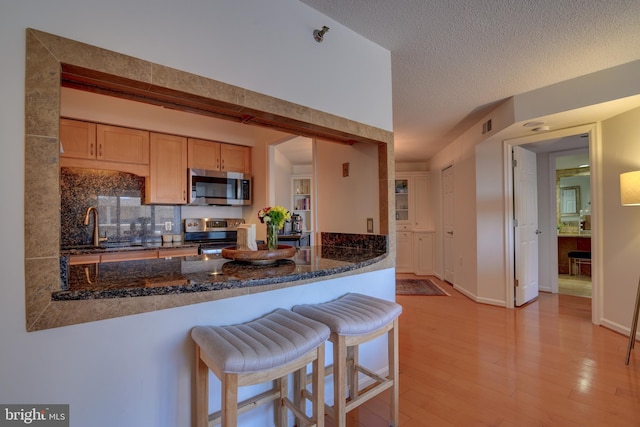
[620,171,640,206]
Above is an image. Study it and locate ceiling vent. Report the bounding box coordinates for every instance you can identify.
[482,119,492,135]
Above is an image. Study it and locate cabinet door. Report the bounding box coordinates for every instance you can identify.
[396,231,414,273]
[414,232,434,275]
[96,124,149,165]
[395,176,412,227]
[188,138,221,171]
[146,133,188,204]
[60,119,97,159]
[220,144,251,173]
[413,174,431,230]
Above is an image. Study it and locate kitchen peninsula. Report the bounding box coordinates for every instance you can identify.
[57,234,387,300]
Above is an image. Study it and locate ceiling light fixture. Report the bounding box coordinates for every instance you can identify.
[524,121,545,127]
[314,26,329,43]
[532,125,550,132]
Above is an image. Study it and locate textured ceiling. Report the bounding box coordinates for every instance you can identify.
[299,0,640,162]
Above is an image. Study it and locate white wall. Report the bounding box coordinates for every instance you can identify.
[316,140,380,234]
[0,1,392,426]
[600,106,640,334]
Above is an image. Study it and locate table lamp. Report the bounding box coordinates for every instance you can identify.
[621,170,640,364]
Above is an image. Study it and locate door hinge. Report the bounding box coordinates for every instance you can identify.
[513,159,517,167]
[515,278,519,287]
[513,218,518,227]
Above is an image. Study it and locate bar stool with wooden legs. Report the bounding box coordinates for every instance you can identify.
[292,293,403,427]
[191,308,330,427]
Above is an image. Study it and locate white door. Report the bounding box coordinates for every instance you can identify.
[514,146,539,306]
[442,166,455,283]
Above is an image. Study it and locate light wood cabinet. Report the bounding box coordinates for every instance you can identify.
[146,133,188,204]
[60,119,150,176]
[188,138,251,173]
[220,143,251,173]
[96,124,150,165]
[60,118,96,159]
[188,138,221,170]
[396,231,414,273]
[413,232,435,275]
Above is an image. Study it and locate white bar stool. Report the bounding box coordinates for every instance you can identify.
[293,293,403,427]
[191,308,330,427]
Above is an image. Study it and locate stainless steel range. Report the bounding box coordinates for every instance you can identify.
[183,218,245,255]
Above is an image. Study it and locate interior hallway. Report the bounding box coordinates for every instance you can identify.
[329,275,640,426]
[558,274,592,298]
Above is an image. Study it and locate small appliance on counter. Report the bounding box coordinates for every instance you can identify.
[291,214,303,233]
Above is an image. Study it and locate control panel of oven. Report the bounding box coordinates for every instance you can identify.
[184,218,245,233]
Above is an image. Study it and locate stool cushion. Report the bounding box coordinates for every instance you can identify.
[191,308,330,374]
[568,251,591,259]
[292,293,402,336]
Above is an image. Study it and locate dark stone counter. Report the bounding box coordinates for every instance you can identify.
[60,241,199,255]
[53,244,387,301]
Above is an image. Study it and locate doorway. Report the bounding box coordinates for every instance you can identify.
[551,148,592,298]
[505,123,600,323]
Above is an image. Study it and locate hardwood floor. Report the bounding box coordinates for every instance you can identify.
[326,276,640,426]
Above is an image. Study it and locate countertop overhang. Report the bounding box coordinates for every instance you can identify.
[55,245,387,301]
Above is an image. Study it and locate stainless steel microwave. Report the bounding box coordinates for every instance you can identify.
[188,169,252,206]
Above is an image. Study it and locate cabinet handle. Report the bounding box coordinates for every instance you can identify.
[89,143,94,156]
[447,231,454,235]
[98,143,103,157]
[221,159,225,170]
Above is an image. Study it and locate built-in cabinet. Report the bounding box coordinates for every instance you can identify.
[60,119,150,176]
[292,176,312,233]
[395,172,434,274]
[187,138,251,173]
[60,118,253,206]
[146,133,188,204]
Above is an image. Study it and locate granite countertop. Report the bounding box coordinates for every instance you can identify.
[277,232,310,240]
[55,245,387,301]
[60,241,200,255]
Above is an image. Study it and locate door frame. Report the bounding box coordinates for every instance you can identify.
[503,123,602,325]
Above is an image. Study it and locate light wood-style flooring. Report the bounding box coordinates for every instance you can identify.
[326,275,640,426]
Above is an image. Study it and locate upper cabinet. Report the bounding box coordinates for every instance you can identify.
[188,138,220,170]
[395,172,432,231]
[60,119,251,205]
[96,124,150,165]
[59,118,96,159]
[188,138,251,174]
[220,143,251,173]
[146,133,188,204]
[60,119,150,176]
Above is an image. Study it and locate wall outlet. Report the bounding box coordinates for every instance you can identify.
[367,218,374,233]
[165,221,172,231]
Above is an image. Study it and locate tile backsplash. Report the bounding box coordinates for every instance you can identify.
[60,168,180,247]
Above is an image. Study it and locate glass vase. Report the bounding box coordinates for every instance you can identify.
[266,222,279,251]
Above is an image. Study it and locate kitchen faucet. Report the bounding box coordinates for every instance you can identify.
[83,206,107,246]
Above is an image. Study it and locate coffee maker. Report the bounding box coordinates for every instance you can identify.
[291,214,303,233]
